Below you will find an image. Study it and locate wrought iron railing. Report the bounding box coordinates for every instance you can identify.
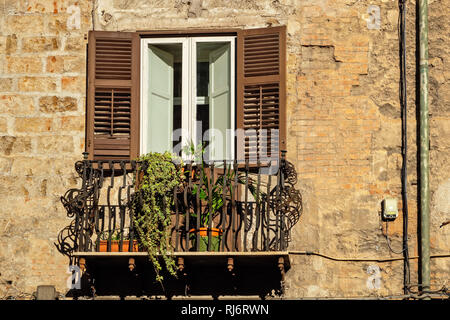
[56,153,302,257]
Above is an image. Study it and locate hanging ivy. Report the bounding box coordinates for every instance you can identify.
[131,152,184,283]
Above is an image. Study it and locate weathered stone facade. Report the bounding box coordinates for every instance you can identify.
[0,0,448,298]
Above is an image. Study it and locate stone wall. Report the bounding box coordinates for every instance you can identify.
[0,0,448,298]
[0,0,91,298]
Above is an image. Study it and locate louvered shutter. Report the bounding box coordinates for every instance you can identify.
[236,26,286,163]
[86,31,140,161]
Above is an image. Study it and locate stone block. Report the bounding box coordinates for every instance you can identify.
[3,0,19,12]
[45,56,64,74]
[431,118,450,149]
[10,157,63,177]
[56,116,84,132]
[39,96,77,113]
[0,136,32,156]
[46,14,70,34]
[0,95,35,115]
[5,15,45,35]
[0,176,30,201]
[18,77,59,93]
[36,135,74,153]
[46,56,85,73]
[61,76,85,93]
[63,56,85,73]
[64,36,87,52]
[2,177,50,201]
[6,56,43,74]
[14,117,53,133]
[0,35,18,54]
[0,117,8,134]
[0,78,14,92]
[22,37,60,52]
[0,158,12,174]
[17,0,67,13]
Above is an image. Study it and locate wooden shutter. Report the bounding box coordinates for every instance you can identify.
[86,31,140,161]
[236,26,286,162]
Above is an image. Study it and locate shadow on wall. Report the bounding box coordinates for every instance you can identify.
[66,256,286,299]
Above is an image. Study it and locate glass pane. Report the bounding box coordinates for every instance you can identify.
[146,43,182,155]
[196,42,231,161]
[173,62,182,152]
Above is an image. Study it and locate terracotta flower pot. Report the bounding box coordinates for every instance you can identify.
[189,227,223,252]
[99,240,139,252]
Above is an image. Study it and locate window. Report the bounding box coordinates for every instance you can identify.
[86,27,286,163]
[140,37,235,161]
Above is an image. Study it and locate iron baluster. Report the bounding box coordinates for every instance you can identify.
[243,159,249,251]
[232,159,238,252]
[185,162,193,252]
[174,184,180,252]
[207,163,214,252]
[275,162,281,250]
[196,165,203,251]
[265,174,272,251]
[252,161,261,251]
[220,160,227,252]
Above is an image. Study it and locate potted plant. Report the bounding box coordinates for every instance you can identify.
[130,152,184,283]
[189,168,227,252]
[98,229,139,252]
[184,142,258,252]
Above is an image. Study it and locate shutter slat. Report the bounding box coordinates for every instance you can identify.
[94,37,133,80]
[87,31,139,161]
[93,87,131,137]
[244,49,279,56]
[237,26,286,162]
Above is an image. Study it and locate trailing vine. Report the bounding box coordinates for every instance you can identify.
[131,152,184,284]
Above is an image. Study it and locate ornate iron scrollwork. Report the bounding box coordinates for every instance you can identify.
[243,158,303,251]
[56,161,100,260]
[279,159,303,245]
[57,156,303,257]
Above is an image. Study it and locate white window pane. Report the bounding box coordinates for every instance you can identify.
[196,42,231,162]
[146,43,182,154]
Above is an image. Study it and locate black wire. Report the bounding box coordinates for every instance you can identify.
[406,284,450,297]
[385,221,405,255]
[398,0,410,295]
[92,0,97,31]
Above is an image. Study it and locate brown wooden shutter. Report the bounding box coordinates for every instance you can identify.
[236,26,286,162]
[86,31,140,161]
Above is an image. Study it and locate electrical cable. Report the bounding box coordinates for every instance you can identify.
[384,221,405,255]
[92,0,98,31]
[398,0,411,295]
[288,250,450,263]
[406,283,450,298]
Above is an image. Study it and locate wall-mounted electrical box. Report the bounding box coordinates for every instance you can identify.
[382,198,398,220]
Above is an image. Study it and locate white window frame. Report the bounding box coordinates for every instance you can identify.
[140,36,236,161]
[140,37,189,156]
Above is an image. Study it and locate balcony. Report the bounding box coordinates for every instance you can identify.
[57,153,302,298]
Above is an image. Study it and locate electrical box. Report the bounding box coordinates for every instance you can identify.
[34,285,58,300]
[382,198,398,220]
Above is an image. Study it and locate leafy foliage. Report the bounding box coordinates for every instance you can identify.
[99,229,124,241]
[186,142,262,229]
[191,163,233,228]
[131,152,184,283]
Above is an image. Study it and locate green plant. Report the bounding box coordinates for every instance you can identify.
[130,152,184,283]
[185,142,261,230]
[100,230,124,241]
[191,164,232,228]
